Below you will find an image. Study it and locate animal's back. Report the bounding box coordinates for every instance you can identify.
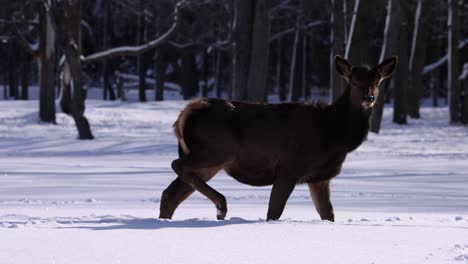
[175,98,332,186]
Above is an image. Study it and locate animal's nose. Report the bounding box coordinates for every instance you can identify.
[363,93,374,103]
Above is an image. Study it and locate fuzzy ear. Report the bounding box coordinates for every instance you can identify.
[335,55,352,81]
[376,56,398,80]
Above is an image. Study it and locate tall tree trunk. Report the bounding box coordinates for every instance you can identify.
[301,35,309,99]
[53,0,94,139]
[393,0,409,125]
[154,47,166,101]
[137,1,148,102]
[462,69,468,124]
[247,0,270,102]
[407,0,433,118]
[345,0,381,65]
[38,3,56,123]
[214,49,223,98]
[20,52,31,100]
[232,0,253,100]
[201,50,209,98]
[370,0,400,132]
[288,24,302,101]
[330,0,345,102]
[180,51,198,100]
[3,74,7,99]
[8,39,19,100]
[103,0,116,100]
[276,37,287,101]
[447,0,460,124]
[431,73,438,107]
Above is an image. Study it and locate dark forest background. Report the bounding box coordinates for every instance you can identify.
[0,0,467,139]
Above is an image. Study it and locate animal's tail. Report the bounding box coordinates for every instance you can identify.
[173,99,209,156]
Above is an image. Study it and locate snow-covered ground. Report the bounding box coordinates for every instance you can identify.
[1,93,468,264]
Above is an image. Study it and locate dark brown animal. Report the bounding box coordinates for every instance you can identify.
[159,55,398,221]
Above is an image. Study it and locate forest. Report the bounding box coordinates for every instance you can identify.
[0,0,468,139]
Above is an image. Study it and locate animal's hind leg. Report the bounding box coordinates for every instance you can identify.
[308,180,334,222]
[172,155,228,220]
[159,177,194,219]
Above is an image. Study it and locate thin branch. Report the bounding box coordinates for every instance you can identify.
[270,20,324,42]
[270,0,292,15]
[0,19,38,25]
[423,38,468,74]
[82,1,186,64]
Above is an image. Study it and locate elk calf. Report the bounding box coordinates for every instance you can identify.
[159,55,398,221]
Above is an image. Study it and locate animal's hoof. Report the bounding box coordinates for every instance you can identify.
[216,205,227,220]
[266,212,280,221]
[216,214,225,221]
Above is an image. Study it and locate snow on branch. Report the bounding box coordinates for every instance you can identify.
[115,71,180,91]
[423,38,468,75]
[82,1,186,64]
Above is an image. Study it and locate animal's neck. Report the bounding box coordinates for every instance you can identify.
[329,86,372,152]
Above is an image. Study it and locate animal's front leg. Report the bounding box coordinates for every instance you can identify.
[266,177,297,221]
[308,180,334,222]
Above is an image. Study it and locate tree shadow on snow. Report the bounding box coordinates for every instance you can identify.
[57,216,260,231]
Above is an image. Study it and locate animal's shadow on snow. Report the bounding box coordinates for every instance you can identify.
[56,216,260,231]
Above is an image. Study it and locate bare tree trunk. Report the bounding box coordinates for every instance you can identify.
[214,49,222,98]
[330,0,345,102]
[20,49,31,100]
[288,23,302,101]
[462,72,468,124]
[137,1,147,102]
[8,39,19,100]
[447,0,461,124]
[232,0,253,100]
[301,35,309,99]
[180,50,198,100]
[53,0,94,139]
[431,73,438,107]
[276,37,287,101]
[154,47,166,101]
[370,0,400,132]
[345,0,381,64]
[247,0,270,102]
[38,3,56,123]
[393,0,409,125]
[102,0,116,100]
[3,74,7,100]
[407,0,433,118]
[201,50,209,98]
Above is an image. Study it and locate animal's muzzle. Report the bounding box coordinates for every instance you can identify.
[362,93,375,103]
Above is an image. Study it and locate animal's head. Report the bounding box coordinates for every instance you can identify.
[335,55,398,111]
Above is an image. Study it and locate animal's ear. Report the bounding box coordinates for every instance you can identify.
[335,55,352,81]
[376,56,398,80]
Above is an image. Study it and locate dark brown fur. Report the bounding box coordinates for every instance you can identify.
[159,55,398,221]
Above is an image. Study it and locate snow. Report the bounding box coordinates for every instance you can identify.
[1,93,468,263]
